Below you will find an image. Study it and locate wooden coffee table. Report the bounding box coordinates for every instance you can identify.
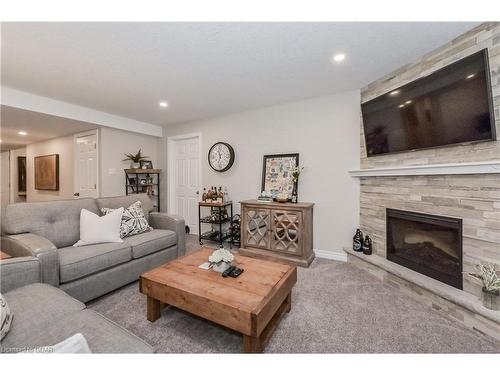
[140,247,297,353]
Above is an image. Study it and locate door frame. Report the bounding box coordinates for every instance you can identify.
[167,132,203,220]
[73,129,100,198]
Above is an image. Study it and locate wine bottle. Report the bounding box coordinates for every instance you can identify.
[353,229,364,252]
[362,235,372,255]
[217,186,223,203]
[208,187,213,202]
[202,188,207,202]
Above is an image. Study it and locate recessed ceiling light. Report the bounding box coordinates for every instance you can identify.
[466,74,475,79]
[333,53,345,62]
[389,90,400,96]
[159,101,168,108]
[398,104,405,108]
[405,100,412,104]
[18,131,28,136]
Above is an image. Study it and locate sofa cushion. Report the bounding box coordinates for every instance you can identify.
[2,198,100,248]
[58,243,132,283]
[96,194,154,221]
[124,229,177,259]
[2,283,85,350]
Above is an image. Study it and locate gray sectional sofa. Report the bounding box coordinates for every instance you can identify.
[1,194,185,302]
[1,282,153,353]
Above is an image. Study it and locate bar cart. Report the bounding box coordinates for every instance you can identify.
[198,201,233,248]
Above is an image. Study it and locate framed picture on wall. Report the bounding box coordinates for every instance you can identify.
[17,156,27,193]
[34,154,59,190]
[261,153,299,200]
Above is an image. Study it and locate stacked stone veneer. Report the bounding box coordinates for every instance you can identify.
[359,23,500,300]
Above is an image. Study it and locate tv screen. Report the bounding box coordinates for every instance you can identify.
[361,49,495,157]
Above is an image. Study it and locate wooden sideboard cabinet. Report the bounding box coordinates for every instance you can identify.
[239,200,314,267]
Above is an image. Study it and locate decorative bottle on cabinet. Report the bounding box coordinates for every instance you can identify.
[362,235,372,255]
[353,229,364,252]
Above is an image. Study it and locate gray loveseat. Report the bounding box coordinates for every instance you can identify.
[1,194,185,302]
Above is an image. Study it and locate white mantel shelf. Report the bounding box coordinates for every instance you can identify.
[349,160,500,177]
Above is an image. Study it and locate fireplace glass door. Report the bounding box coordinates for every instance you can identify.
[386,209,463,289]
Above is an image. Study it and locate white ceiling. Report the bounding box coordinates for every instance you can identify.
[1,22,479,126]
[0,105,98,151]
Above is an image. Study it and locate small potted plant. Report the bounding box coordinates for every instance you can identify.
[209,248,234,273]
[123,149,149,169]
[466,263,500,310]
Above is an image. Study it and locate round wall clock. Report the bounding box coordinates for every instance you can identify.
[208,142,235,172]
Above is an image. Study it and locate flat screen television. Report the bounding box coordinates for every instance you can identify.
[361,49,496,157]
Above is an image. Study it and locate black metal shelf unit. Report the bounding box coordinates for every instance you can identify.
[198,201,233,248]
[124,168,161,212]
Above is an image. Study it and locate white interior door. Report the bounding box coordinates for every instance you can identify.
[74,131,99,198]
[170,135,201,234]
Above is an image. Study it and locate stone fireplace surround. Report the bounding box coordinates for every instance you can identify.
[345,23,500,341]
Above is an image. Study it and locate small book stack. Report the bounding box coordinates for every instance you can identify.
[257,191,273,202]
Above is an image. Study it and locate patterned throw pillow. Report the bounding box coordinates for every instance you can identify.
[0,293,12,341]
[101,200,152,238]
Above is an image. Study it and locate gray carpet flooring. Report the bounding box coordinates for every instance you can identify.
[88,235,500,353]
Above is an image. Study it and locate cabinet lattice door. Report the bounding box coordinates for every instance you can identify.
[243,208,271,249]
[271,210,302,255]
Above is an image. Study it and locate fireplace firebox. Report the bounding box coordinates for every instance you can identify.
[386,209,463,289]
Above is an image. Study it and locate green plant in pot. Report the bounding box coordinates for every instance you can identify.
[123,149,149,169]
[466,263,500,310]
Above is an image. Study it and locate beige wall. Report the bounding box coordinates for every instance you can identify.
[26,135,74,202]
[162,91,361,255]
[16,127,162,203]
[100,126,162,197]
[9,147,26,203]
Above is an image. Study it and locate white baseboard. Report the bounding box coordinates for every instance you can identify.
[314,249,347,262]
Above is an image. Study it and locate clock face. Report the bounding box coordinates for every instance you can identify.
[208,142,235,172]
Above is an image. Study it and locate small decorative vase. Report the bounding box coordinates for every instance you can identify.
[291,182,298,203]
[482,288,500,311]
[212,262,232,273]
[131,162,140,169]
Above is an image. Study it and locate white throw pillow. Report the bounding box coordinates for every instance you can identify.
[0,293,12,341]
[20,333,92,353]
[73,207,124,247]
